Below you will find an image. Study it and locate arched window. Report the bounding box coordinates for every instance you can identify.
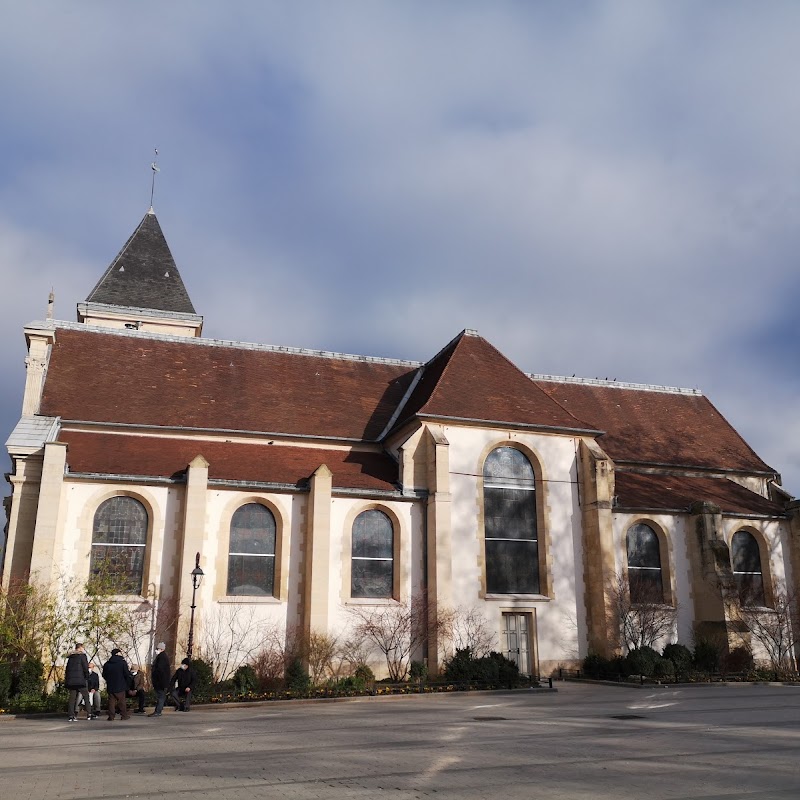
[731,530,765,606]
[90,496,148,594]
[351,509,394,598]
[227,503,276,596]
[626,523,664,604]
[483,447,539,594]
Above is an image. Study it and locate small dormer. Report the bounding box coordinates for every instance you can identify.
[77,208,203,337]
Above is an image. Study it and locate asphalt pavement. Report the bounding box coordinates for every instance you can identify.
[1,682,799,799]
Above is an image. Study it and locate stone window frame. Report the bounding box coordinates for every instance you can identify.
[214,495,290,603]
[82,489,157,599]
[477,440,553,601]
[620,517,676,608]
[728,525,774,609]
[342,503,405,604]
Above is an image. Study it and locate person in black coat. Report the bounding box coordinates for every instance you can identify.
[64,642,91,721]
[87,661,101,716]
[102,648,133,721]
[148,642,171,717]
[170,658,196,712]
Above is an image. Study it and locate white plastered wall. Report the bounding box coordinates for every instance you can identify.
[612,512,693,647]
[442,425,586,673]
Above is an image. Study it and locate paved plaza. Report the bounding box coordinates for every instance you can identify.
[1,682,799,799]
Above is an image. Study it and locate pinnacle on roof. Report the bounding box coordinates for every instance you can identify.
[85,209,196,314]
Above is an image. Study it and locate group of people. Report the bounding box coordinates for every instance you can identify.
[63,641,197,721]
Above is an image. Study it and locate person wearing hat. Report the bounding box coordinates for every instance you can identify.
[102,648,133,721]
[64,641,91,721]
[170,657,196,712]
[148,642,171,717]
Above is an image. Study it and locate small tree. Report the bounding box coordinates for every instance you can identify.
[195,602,269,683]
[610,573,677,653]
[449,606,497,658]
[348,597,450,682]
[307,631,338,686]
[733,582,799,677]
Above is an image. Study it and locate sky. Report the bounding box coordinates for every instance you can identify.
[1,1,798,538]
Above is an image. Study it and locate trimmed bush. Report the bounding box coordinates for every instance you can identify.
[652,656,675,680]
[582,653,609,679]
[693,639,721,673]
[443,649,520,687]
[232,664,258,694]
[663,643,693,675]
[722,646,754,675]
[443,648,474,682]
[13,658,44,697]
[409,661,428,681]
[190,658,214,700]
[353,663,375,685]
[625,647,659,677]
[0,663,12,706]
[285,658,311,694]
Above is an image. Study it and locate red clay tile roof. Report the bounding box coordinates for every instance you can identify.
[40,327,417,440]
[396,332,596,433]
[60,431,399,492]
[535,380,773,474]
[614,472,785,516]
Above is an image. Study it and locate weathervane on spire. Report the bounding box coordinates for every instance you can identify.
[149,148,160,211]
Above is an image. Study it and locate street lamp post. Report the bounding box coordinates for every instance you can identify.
[186,552,204,659]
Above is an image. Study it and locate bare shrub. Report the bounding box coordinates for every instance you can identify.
[610,573,677,653]
[733,582,799,677]
[331,634,373,678]
[195,603,271,683]
[348,597,451,681]
[449,606,497,657]
[307,630,338,686]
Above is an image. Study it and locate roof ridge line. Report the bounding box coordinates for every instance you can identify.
[43,319,423,366]
[529,373,703,396]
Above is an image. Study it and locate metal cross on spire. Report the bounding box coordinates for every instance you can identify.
[149,148,160,211]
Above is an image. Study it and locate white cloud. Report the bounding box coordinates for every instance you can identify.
[0,0,798,516]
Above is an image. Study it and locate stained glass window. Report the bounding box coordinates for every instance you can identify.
[351,509,394,598]
[90,496,148,594]
[484,447,539,594]
[731,530,765,606]
[626,523,664,604]
[227,503,276,596]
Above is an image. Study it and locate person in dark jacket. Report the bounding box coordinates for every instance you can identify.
[64,641,91,721]
[170,658,196,712]
[128,667,147,714]
[102,648,133,721]
[148,642,171,717]
[87,661,101,716]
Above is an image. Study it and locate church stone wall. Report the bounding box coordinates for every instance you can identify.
[441,425,585,676]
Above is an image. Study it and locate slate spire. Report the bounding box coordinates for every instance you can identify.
[85,209,196,314]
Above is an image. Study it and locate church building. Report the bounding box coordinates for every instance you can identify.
[4,207,799,677]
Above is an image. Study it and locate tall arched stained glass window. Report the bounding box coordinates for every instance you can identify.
[351,509,394,598]
[90,496,148,595]
[483,447,539,594]
[626,523,664,604]
[731,530,765,606]
[227,503,276,596]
